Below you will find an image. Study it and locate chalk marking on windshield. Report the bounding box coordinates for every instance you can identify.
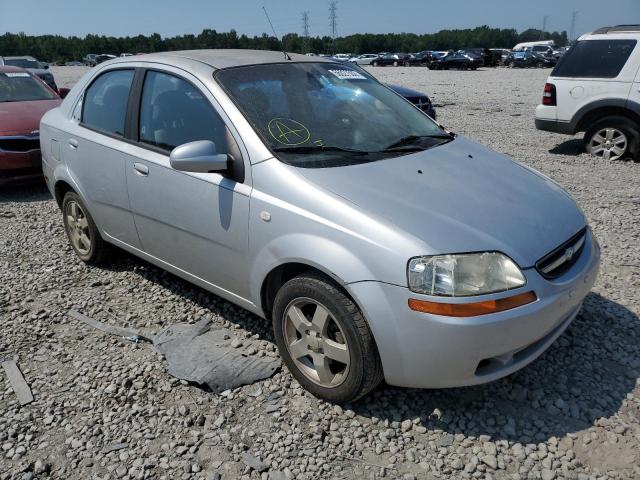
[268,118,311,145]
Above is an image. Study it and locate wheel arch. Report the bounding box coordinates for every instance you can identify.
[260,261,360,321]
[572,100,640,133]
[54,179,75,208]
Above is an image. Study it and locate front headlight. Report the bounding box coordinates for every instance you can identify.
[408,252,526,297]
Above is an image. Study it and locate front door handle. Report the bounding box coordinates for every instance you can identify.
[133,162,149,176]
[68,138,78,149]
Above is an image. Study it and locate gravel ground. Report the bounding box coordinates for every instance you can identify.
[1,65,639,480]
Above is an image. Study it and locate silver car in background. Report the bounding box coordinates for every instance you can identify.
[40,50,600,402]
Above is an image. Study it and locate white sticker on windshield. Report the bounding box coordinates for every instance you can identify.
[5,72,31,78]
[328,69,366,80]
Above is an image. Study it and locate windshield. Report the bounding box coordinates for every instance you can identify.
[216,62,449,168]
[0,71,57,102]
[4,58,41,69]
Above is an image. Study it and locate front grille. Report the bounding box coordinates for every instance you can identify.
[536,228,587,279]
[0,137,40,152]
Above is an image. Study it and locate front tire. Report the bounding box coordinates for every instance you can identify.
[62,192,109,265]
[272,273,383,403]
[584,116,639,161]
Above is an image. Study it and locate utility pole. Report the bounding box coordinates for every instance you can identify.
[302,11,310,54]
[329,1,337,54]
[540,15,549,40]
[569,11,578,43]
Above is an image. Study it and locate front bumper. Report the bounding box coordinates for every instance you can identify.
[0,150,43,185]
[348,229,600,388]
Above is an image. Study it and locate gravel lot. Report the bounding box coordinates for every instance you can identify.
[1,65,639,480]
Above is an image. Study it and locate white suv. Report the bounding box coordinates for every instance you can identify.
[535,25,640,161]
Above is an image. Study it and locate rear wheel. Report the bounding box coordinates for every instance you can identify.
[584,116,639,161]
[62,192,109,265]
[372,60,378,66]
[392,61,399,67]
[272,273,383,403]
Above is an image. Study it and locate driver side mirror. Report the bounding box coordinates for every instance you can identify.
[169,140,229,174]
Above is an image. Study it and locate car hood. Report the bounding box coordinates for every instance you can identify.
[296,136,585,268]
[0,99,61,135]
[386,84,428,98]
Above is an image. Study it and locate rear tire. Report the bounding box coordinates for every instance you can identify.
[393,61,398,67]
[584,116,639,161]
[372,61,378,66]
[272,273,383,403]
[62,192,109,265]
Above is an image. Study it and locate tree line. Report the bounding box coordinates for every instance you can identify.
[0,26,569,63]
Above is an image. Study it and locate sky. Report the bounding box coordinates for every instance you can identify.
[0,0,638,39]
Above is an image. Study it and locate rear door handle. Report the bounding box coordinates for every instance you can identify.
[133,162,149,176]
[68,139,78,149]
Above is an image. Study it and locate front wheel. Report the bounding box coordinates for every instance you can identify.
[392,61,398,67]
[584,116,639,161]
[272,273,383,403]
[372,61,378,66]
[62,192,109,265]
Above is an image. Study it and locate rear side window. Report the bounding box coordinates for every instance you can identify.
[552,39,636,78]
[82,69,134,136]
[138,70,238,155]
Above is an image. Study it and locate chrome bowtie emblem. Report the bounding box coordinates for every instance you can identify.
[564,246,574,261]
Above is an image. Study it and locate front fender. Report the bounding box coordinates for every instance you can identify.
[249,233,377,315]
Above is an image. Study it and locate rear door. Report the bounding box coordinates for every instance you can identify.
[551,38,637,122]
[66,68,141,248]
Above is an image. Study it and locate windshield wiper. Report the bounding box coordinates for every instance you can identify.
[383,133,453,150]
[273,145,370,156]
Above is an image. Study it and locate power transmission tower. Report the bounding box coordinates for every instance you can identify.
[329,1,337,54]
[540,15,549,40]
[569,11,578,43]
[302,11,310,53]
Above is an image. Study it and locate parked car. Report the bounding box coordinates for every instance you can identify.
[490,48,511,66]
[347,63,437,119]
[83,54,99,66]
[95,54,117,64]
[428,52,483,70]
[0,66,67,185]
[535,25,640,161]
[386,84,436,119]
[372,53,411,66]
[349,54,379,65]
[0,56,58,91]
[505,51,556,68]
[65,61,85,67]
[407,52,432,66]
[41,50,599,402]
[460,48,492,66]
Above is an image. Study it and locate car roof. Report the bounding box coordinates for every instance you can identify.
[3,56,37,60]
[0,65,34,73]
[106,49,333,70]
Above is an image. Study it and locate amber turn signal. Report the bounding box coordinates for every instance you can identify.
[408,291,537,317]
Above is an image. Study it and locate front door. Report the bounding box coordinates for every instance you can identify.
[125,68,252,301]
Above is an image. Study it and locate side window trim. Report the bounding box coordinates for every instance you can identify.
[79,67,136,140]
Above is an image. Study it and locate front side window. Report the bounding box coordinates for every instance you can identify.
[552,39,637,78]
[138,70,238,156]
[216,62,450,168]
[82,69,134,136]
[0,71,57,102]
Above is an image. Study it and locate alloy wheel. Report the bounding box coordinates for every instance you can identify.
[283,298,350,388]
[65,200,92,255]
[589,128,628,161]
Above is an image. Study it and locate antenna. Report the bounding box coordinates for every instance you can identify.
[569,11,578,43]
[262,6,291,60]
[329,1,338,54]
[302,11,310,54]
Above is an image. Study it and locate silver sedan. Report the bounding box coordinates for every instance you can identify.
[40,50,599,402]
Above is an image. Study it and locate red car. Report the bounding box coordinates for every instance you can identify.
[0,66,68,185]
